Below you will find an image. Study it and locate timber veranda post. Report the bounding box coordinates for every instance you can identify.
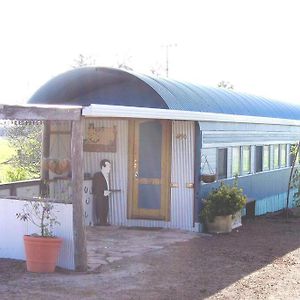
[71,119,87,271]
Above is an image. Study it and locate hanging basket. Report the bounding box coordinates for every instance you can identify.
[201,174,216,183]
[43,158,71,175]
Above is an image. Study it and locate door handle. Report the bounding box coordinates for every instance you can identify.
[135,171,139,178]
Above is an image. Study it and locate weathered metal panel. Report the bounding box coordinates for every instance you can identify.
[170,121,195,230]
[83,118,128,226]
[82,118,196,231]
[16,185,40,198]
[255,192,293,216]
[0,198,75,270]
[199,121,300,133]
[201,168,291,203]
[49,121,71,160]
[202,130,300,148]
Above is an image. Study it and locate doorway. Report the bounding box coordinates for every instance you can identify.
[128,119,171,220]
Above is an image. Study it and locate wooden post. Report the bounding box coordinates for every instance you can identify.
[41,121,50,180]
[71,119,87,271]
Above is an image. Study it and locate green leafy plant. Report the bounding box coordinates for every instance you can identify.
[5,167,28,182]
[200,179,247,222]
[16,197,60,237]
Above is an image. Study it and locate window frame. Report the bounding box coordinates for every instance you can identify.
[255,145,263,173]
[280,144,287,167]
[263,145,270,171]
[217,148,228,179]
[232,146,241,176]
[273,144,279,169]
[242,145,251,175]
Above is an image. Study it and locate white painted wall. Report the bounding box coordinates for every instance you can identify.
[0,198,75,270]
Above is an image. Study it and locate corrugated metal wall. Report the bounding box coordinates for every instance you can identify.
[255,192,295,216]
[83,118,128,226]
[170,121,195,230]
[83,118,196,231]
[202,130,300,148]
[122,120,195,230]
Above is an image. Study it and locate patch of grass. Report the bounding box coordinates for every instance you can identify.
[0,137,16,183]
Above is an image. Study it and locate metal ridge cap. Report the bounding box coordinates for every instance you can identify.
[82,104,300,126]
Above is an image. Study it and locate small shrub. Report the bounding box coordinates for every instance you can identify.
[6,167,28,182]
[16,197,60,237]
[200,180,247,222]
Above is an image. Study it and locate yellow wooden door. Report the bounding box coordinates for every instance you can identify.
[128,119,171,220]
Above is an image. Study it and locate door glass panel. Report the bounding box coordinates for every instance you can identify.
[139,121,162,178]
[138,184,161,209]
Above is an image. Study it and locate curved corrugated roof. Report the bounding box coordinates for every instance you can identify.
[28,67,300,120]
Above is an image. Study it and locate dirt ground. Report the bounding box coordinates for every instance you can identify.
[1,214,300,300]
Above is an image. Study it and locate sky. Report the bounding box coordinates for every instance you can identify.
[0,0,300,105]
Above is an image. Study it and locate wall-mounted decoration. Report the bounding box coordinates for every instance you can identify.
[43,158,71,175]
[83,123,117,152]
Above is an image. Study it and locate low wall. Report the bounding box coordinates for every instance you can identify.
[0,198,75,270]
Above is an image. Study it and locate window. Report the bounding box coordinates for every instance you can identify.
[263,145,270,170]
[242,146,251,174]
[255,146,263,172]
[232,147,241,176]
[280,144,287,167]
[217,148,227,179]
[274,145,279,169]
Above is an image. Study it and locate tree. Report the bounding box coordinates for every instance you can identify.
[71,54,95,68]
[5,122,43,180]
[218,80,234,90]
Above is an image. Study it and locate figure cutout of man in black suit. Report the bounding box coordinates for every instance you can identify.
[92,159,111,226]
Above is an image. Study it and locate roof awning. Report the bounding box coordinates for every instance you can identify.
[82,104,300,126]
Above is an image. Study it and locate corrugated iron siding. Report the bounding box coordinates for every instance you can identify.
[255,192,294,216]
[121,121,195,230]
[83,118,128,226]
[83,119,196,231]
[170,121,195,230]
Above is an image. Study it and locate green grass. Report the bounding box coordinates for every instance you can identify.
[0,137,16,183]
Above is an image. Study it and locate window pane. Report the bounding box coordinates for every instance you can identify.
[243,146,251,174]
[280,144,286,167]
[255,146,263,172]
[273,145,279,169]
[263,145,270,170]
[232,147,240,176]
[217,148,227,179]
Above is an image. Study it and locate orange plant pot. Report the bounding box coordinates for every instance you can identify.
[23,235,63,273]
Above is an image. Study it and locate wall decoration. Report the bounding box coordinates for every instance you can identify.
[43,158,71,175]
[83,123,117,152]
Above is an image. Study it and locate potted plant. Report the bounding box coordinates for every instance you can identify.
[16,196,63,273]
[200,179,247,233]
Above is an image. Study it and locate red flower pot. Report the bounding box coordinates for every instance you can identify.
[23,235,63,273]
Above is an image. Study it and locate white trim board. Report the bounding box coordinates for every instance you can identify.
[82,104,300,127]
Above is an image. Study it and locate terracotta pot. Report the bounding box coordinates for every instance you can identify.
[206,215,232,234]
[23,235,63,273]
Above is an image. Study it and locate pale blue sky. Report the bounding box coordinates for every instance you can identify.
[1,0,299,104]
